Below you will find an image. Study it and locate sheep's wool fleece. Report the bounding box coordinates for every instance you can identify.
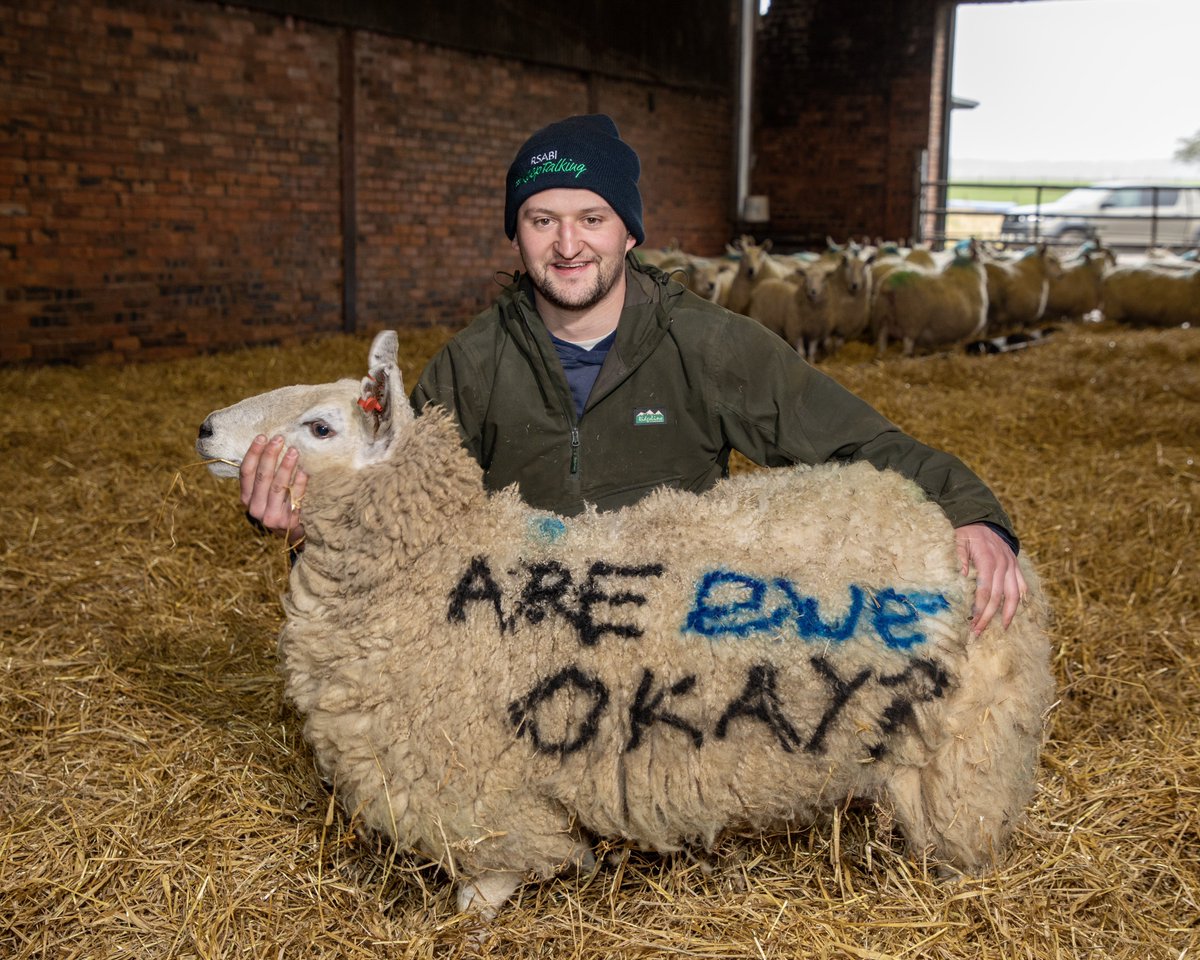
[281,408,1053,880]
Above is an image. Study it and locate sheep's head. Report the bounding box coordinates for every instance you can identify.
[196,330,410,480]
[797,262,828,303]
[951,238,981,264]
[836,251,870,296]
[733,235,772,280]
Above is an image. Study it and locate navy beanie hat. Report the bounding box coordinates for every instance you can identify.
[504,114,644,245]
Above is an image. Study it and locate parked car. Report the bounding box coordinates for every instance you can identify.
[999,181,1200,248]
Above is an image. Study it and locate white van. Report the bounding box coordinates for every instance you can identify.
[999,182,1200,248]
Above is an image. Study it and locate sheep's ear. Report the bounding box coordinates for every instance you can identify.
[359,330,411,448]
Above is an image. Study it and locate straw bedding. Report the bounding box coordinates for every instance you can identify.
[1,321,1197,959]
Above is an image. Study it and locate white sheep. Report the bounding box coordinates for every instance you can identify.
[1145,246,1200,270]
[1102,263,1200,327]
[690,257,738,303]
[903,244,937,270]
[823,248,874,356]
[871,240,990,356]
[721,235,794,314]
[197,331,1053,920]
[747,264,829,361]
[1044,241,1116,322]
[982,243,1062,334]
[746,273,800,341]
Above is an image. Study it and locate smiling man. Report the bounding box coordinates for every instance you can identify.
[242,113,1027,633]
[514,190,634,317]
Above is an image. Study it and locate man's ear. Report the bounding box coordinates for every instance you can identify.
[358,330,412,451]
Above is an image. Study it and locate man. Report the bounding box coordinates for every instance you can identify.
[241,114,1025,633]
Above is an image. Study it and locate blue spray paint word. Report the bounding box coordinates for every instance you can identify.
[684,570,950,650]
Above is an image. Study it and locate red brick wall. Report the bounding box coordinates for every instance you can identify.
[2,1,346,363]
[0,0,734,364]
[754,0,945,247]
[351,39,734,334]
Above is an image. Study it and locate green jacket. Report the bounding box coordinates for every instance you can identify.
[411,257,1017,545]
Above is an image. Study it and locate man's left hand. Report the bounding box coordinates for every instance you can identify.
[955,522,1027,635]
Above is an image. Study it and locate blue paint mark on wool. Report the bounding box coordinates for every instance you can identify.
[527,515,567,545]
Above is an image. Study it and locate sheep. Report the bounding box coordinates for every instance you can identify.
[904,244,937,270]
[746,273,800,341]
[823,248,874,356]
[868,242,907,288]
[1102,263,1200,327]
[871,239,989,357]
[690,257,737,303]
[982,243,1063,334]
[636,244,702,289]
[196,330,1053,921]
[1144,247,1200,272]
[721,235,794,314]
[747,263,829,360]
[635,242,687,272]
[1044,241,1116,322]
[747,248,873,362]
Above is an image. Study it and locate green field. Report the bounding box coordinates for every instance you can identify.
[946,181,1085,205]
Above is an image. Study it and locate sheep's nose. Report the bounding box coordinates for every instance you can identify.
[197,419,213,440]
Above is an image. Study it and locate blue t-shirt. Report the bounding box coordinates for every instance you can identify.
[551,331,616,418]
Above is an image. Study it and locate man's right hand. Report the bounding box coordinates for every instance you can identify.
[240,434,307,548]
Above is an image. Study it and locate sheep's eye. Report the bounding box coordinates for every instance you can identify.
[308,420,335,439]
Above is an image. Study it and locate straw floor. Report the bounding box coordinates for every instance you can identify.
[2,320,1197,959]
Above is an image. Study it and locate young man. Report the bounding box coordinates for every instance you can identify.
[241,114,1025,633]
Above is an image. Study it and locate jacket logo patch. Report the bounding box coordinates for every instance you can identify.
[633,408,668,426]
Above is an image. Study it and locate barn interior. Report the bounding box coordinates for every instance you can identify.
[2,2,1198,958]
[6,0,977,364]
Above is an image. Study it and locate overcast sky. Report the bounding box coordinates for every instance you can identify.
[949,0,1199,177]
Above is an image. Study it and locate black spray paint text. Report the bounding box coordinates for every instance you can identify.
[447,555,664,647]
[507,656,951,759]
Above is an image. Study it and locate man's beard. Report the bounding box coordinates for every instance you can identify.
[527,254,624,312]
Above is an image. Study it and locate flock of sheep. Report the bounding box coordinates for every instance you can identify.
[638,236,1200,360]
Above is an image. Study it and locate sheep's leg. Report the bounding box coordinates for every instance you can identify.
[882,766,931,859]
[455,838,593,918]
[457,870,524,919]
[562,840,597,877]
[889,697,1044,875]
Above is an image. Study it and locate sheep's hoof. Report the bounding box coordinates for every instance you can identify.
[456,870,524,920]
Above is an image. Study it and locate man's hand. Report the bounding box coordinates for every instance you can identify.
[954,522,1026,634]
[240,434,307,548]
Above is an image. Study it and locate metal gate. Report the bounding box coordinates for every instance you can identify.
[913,176,1200,251]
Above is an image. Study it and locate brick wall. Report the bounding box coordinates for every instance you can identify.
[754,0,945,246]
[2,1,343,363]
[0,0,734,364]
